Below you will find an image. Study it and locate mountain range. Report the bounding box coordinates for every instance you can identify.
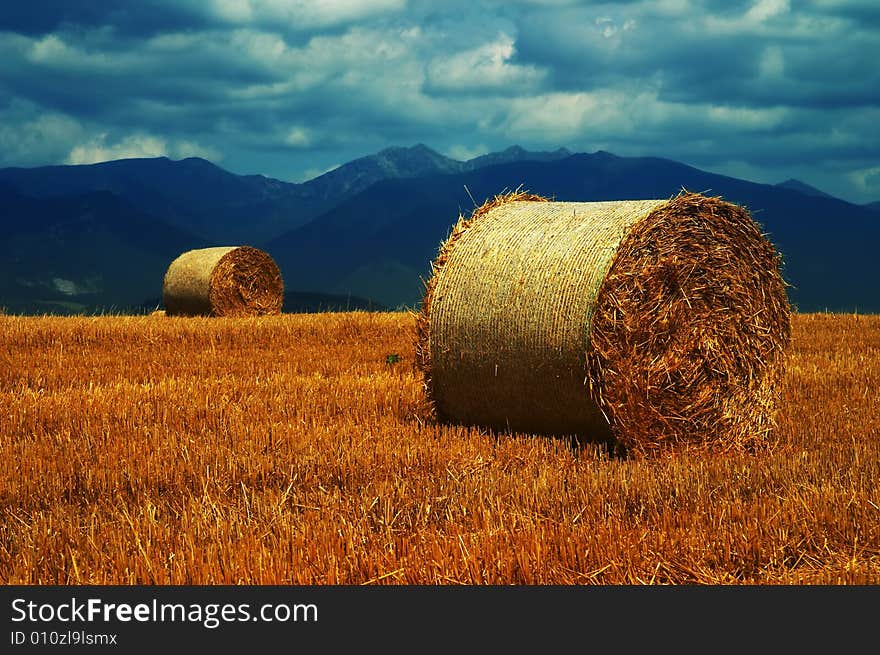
[1,145,877,314]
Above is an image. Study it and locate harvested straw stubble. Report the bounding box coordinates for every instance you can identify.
[416,190,791,456]
[162,246,284,317]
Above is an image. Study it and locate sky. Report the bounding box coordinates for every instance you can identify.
[0,0,878,204]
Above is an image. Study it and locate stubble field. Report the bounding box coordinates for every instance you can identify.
[1,312,878,584]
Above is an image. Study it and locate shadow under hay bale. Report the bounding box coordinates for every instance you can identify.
[162,246,284,317]
[416,190,791,457]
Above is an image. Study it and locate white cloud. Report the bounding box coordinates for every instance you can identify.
[175,141,224,161]
[745,0,790,23]
[445,144,491,161]
[653,0,690,14]
[501,92,614,141]
[67,134,168,163]
[706,105,788,130]
[26,33,134,73]
[210,0,255,22]
[228,29,289,62]
[848,166,880,194]
[65,133,220,164]
[705,0,791,33]
[28,34,73,62]
[0,104,84,167]
[594,16,636,39]
[426,33,545,93]
[202,0,407,29]
[284,126,312,147]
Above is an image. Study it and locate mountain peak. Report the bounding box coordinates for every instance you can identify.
[369,144,461,177]
[178,156,213,165]
[466,145,574,170]
[378,143,441,157]
[411,143,437,154]
[776,178,834,199]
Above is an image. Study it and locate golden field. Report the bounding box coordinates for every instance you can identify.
[1,312,878,584]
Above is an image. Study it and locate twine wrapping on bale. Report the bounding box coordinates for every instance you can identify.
[162,246,284,317]
[416,190,791,456]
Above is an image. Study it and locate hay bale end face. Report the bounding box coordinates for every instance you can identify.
[162,246,284,317]
[416,191,791,456]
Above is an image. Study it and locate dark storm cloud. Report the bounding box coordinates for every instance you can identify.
[0,0,878,202]
[511,1,880,109]
[810,0,880,26]
[0,2,209,38]
[0,28,278,121]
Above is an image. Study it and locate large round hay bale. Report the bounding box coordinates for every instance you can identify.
[162,246,284,317]
[416,191,791,456]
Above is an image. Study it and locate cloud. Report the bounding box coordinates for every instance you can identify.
[202,0,408,30]
[0,2,207,37]
[746,0,790,23]
[0,100,84,166]
[67,134,167,164]
[703,0,791,32]
[594,16,637,39]
[501,91,620,141]
[65,133,220,164]
[848,166,880,196]
[444,143,491,161]
[283,126,312,148]
[0,1,407,37]
[0,0,877,202]
[425,33,545,95]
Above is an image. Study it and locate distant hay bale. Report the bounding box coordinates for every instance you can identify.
[416,191,791,456]
[162,246,283,317]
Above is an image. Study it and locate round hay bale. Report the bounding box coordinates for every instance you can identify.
[416,191,791,456]
[162,246,284,317]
